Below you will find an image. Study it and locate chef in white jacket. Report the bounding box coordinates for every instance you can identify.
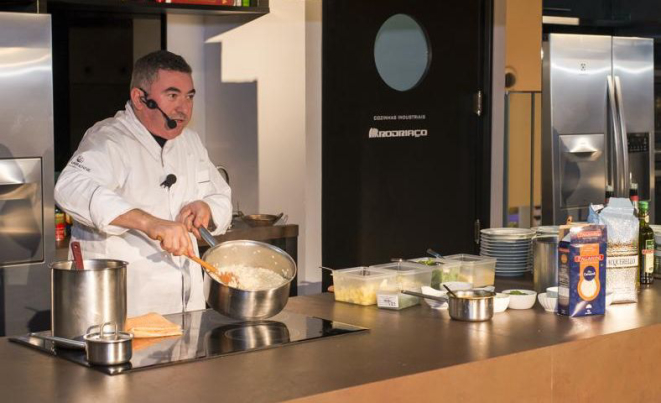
[55,50,232,316]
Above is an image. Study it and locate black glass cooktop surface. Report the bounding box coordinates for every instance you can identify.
[10,309,368,375]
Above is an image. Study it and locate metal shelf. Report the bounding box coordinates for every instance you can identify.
[44,0,269,16]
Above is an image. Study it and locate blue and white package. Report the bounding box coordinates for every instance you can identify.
[557,224,607,317]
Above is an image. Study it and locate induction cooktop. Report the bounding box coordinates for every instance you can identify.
[10,309,368,375]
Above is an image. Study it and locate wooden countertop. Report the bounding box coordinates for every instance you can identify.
[1,278,661,402]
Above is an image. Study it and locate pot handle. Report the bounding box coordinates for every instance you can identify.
[29,333,86,350]
[199,226,218,247]
[401,290,449,303]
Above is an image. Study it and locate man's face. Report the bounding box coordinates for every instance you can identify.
[133,70,195,140]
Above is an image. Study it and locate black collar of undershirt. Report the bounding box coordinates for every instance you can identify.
[151,133,167,148]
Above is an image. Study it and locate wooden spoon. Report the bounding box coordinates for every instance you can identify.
[155,235,239,286]
[185,253,239,286]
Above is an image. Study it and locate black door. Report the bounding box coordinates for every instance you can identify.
[322,0,492,288]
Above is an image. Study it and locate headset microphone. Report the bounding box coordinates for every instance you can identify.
[139,88,178,129]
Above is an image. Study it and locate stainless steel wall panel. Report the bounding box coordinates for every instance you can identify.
[0,158,43,265]
[558,134,605,208]
[613,37,654,133]
[0,12,54,336]
[549,34,611,136]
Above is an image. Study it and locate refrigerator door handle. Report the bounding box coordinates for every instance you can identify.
[607,75,625,196]
[614,75,630,196]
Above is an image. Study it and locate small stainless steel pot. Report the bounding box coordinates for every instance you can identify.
[30,323,133,366]
[403,289,496,322]
[446,290,495,322]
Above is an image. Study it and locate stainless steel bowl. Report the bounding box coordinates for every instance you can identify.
[238,213,284,227]
[200,229,296,320]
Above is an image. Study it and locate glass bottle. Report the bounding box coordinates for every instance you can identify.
[605,185,614,204]
[639,201,654,285]
[630,182,639,214]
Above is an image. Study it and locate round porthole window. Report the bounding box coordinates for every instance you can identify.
[374,14,431,92]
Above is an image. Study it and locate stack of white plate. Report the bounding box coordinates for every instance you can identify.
[480,228,535,277]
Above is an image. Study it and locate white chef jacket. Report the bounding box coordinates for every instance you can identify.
[54,102,232,317]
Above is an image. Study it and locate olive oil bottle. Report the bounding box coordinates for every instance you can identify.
[639,201,655,285]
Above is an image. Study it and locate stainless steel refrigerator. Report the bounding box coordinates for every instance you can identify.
[0,12,55,336]
[542,33,654,224]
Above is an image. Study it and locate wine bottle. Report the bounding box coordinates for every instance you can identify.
[639,201,654,285]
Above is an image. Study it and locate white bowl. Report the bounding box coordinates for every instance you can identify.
[420,286,448,309]
[494,293,510,313]
[546,286,559,298]
[537,292,557,313]
[502,289,537,309]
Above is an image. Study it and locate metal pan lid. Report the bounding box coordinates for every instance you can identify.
[83,323,133,343]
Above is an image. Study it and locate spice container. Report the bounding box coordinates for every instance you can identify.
[443,254,497,287]
[370,261,433,291]
[331,267,396,305]
[409,257,462,289]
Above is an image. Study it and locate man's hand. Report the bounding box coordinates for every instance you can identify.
[111,209,194,256]
[147,219,195,256]
[176,201,212,239]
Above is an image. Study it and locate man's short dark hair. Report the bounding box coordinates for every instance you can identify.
[130,50,192,90]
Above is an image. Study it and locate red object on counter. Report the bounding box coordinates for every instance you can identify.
[167,0,234,4]
[71,241,85,270]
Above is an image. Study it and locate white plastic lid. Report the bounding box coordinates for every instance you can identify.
[332,266,395,280]
[409,257,462,268]
[371,261,432,274]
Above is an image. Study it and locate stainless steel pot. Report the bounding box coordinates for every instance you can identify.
[447,290,495,321]
[199,228,297,320]
[51,259,127,339]
[403,289,495,321]
[30,323,133,366]
[533,234,559,293]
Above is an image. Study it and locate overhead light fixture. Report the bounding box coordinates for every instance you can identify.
[542,16,580,26]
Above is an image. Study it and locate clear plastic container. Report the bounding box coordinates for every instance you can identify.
[443,254,497,287]
[332,267,396,305]
[376,288,420,310]
[370,261,433,291]
[409,257,463,289]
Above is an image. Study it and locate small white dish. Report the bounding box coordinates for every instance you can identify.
[546,286,559,299]
[537,292,557,313]
[494,293,510,313]
[473,285,496,293]
[502,289,537,309]
[420,286,448,309]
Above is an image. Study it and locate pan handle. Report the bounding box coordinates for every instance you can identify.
[199,226,218,247]
[401,290,448,303]
[29,333,86,350]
